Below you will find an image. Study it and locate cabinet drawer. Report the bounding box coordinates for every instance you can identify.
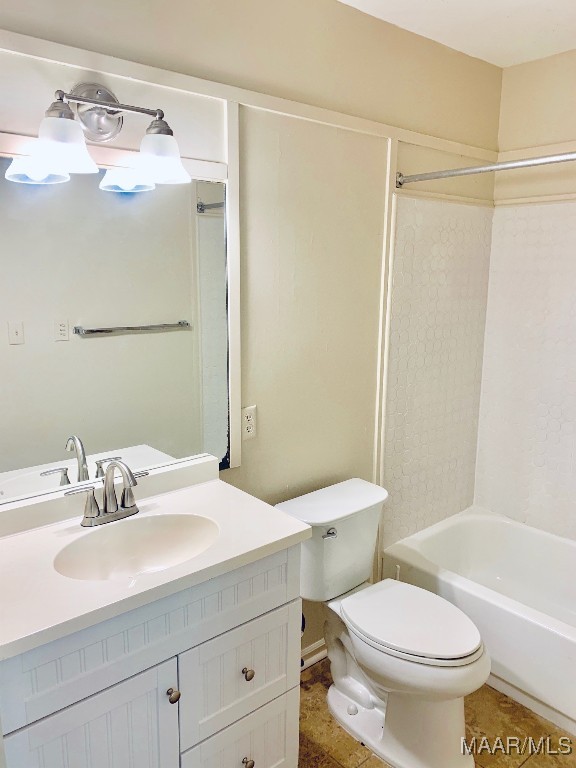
[179,600,301,751]
[4,659,179,768]
[181,689,300,768]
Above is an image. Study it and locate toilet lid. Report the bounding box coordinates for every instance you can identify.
[340,580,482,660]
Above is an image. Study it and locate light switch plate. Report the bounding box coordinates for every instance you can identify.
[53,320,69,342]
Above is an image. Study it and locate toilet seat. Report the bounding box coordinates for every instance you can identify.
[345,624,485,667]
[340,579,483,668]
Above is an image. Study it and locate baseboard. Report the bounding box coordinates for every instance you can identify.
[301,638,327,670]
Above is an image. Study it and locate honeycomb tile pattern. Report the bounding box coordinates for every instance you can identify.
[382,196,493,549]
[476,202,576,541]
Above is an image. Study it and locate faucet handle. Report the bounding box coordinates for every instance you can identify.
[121,485,138,511]
[40,467,71,486]
[95,457,122,478]
[65,486,102,526]
[121,470,148,507]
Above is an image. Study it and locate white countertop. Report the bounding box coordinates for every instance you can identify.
[0,479,310,660]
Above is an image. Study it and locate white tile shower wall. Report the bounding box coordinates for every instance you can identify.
[382,197,493,549]
[476,202,576,541]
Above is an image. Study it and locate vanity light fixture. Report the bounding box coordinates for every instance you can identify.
[136,119,192,185]
[99,167,155,193]
[5,95,98,183]
[4,156,70,185]
[5,82,191,190]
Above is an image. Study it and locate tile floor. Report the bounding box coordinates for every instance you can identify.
[299,658,576,768]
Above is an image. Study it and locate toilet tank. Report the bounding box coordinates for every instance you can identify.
[276,479,388,601]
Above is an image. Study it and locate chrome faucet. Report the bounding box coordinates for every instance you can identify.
[65,460,140,527]
[65,435,89,482]
[95,456,122,478]
[103,460,138,515]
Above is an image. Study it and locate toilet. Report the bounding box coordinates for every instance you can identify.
[277,479,490,768]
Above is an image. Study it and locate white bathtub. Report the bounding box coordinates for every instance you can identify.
[382,509,576,734]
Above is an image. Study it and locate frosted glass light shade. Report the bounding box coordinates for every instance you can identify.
[136,133,191,185]
[99,167,155,193]
[35,117,99,175]
[5,156,70,185]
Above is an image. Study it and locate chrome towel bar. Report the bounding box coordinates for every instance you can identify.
[73,321,191,337]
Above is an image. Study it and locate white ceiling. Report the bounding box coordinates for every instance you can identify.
[338,0,576,67]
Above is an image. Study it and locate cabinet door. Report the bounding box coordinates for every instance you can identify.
[4,659,179,768]
[179,601,301,751]
[181,688,300,768]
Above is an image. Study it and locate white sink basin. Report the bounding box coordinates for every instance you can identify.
[54,514,220,582]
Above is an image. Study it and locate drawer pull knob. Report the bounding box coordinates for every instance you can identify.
[242,667,255,682]
[242,759,255,768]
[166,687,181,704]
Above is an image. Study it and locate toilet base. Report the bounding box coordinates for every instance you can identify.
[327,684,386,750]
[327,685,474,768]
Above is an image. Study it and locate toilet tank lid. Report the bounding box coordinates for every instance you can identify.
[275,479,388,526]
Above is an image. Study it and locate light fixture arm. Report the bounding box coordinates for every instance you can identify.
[55,89,164,121]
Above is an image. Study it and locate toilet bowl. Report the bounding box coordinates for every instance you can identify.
[326,580,490,768]
[276,479,490,768]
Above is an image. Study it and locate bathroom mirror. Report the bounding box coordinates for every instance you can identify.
[0,156,230,504]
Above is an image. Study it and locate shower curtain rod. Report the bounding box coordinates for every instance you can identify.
[395,150,576,187]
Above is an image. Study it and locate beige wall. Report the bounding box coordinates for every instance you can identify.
[0,0,501,150]
[499,50,576,151]
[225,107,387,501]
[223,107,387,648]
[497,50,576,200]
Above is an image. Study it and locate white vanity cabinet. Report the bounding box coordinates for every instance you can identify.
[181,689,300,768]
[179,602,301,750]
[0,546,302,768]
[4,659,180,768]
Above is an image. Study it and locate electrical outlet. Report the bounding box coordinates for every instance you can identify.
[242,405,257,441]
